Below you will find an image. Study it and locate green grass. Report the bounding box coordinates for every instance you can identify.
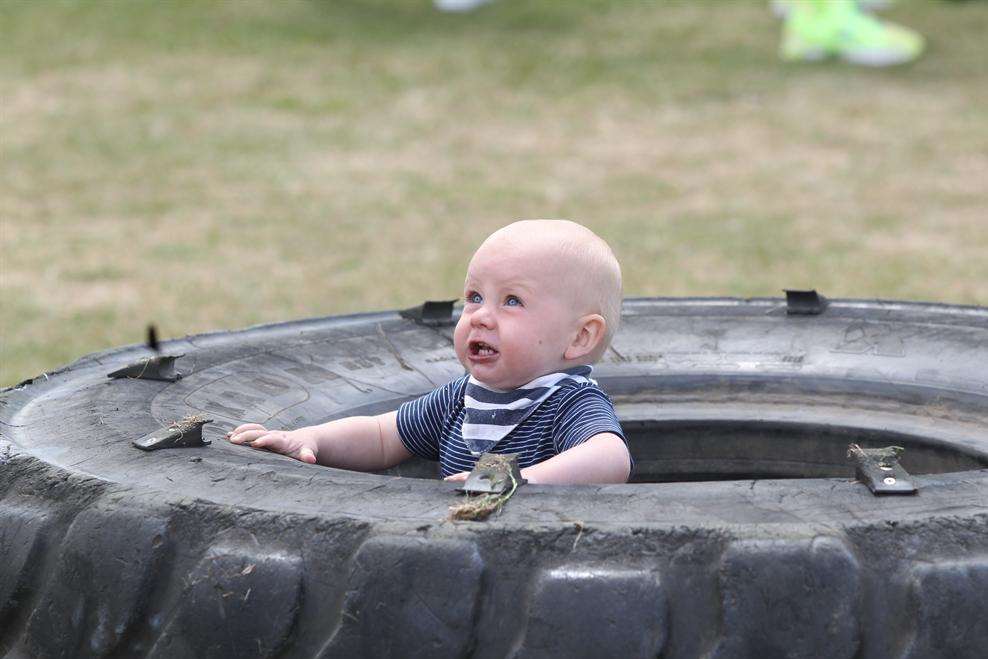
[2,0,987,385]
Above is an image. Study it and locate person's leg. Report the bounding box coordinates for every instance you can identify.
[434,0,494,12]
[780,0,924,66]
[772,0,894,19]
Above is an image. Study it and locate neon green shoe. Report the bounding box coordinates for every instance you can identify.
[780,0,924,66]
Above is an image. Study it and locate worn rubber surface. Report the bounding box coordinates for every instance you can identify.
[2,297,987,658]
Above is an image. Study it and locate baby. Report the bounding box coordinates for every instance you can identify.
[227,220,631,484]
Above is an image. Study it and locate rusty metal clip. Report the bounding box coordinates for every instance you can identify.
[460,453,527,495]
[847,444,917,496]
[108,354,184,382]
[399,300,457,327]
[133,416,212,451]
[785,289,828,315]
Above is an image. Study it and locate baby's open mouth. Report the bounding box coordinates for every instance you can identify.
[469,340,499,357]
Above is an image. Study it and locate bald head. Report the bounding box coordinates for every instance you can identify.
[472,220,623,358]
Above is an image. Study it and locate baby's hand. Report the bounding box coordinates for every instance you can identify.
[226,423,318,464]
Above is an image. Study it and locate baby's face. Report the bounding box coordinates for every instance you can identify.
[453,239,581,390]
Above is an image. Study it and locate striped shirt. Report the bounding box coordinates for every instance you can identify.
[397,374,628,478]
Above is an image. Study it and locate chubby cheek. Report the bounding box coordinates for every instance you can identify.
[452,316,471,368]
[498,323,549,369]
[509,333,549,369]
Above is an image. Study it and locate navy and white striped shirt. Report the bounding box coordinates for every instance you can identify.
[397,375,628,478]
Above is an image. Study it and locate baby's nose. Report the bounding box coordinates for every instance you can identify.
[471,305,495,327]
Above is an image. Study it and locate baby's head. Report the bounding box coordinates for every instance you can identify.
[454,219,622,390]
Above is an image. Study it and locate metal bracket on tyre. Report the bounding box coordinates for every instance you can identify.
[133,415,212,451]
[399,300,457,327]
[847,444,917,496]
[450,454,526,521]
[461,453,527,495]
[785,289,828,315]
[108,354,184,382]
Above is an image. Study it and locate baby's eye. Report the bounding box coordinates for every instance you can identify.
[504,295,523,307]
[465,291,483,304]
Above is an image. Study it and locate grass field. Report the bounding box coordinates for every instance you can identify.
[2,0,987,386]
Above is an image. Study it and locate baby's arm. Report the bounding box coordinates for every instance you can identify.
[444,432,631,485]
[227,411,413,470]
[521,432,630,484]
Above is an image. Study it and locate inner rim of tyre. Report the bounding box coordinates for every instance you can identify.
[381,414,988,482]
[622,418,988,483]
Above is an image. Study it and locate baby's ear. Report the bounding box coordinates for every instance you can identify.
[564,314,606,361]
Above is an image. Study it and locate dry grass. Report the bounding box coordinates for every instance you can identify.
[2,0,987,385]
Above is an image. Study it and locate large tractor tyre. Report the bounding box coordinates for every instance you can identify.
[1,297,987,658]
